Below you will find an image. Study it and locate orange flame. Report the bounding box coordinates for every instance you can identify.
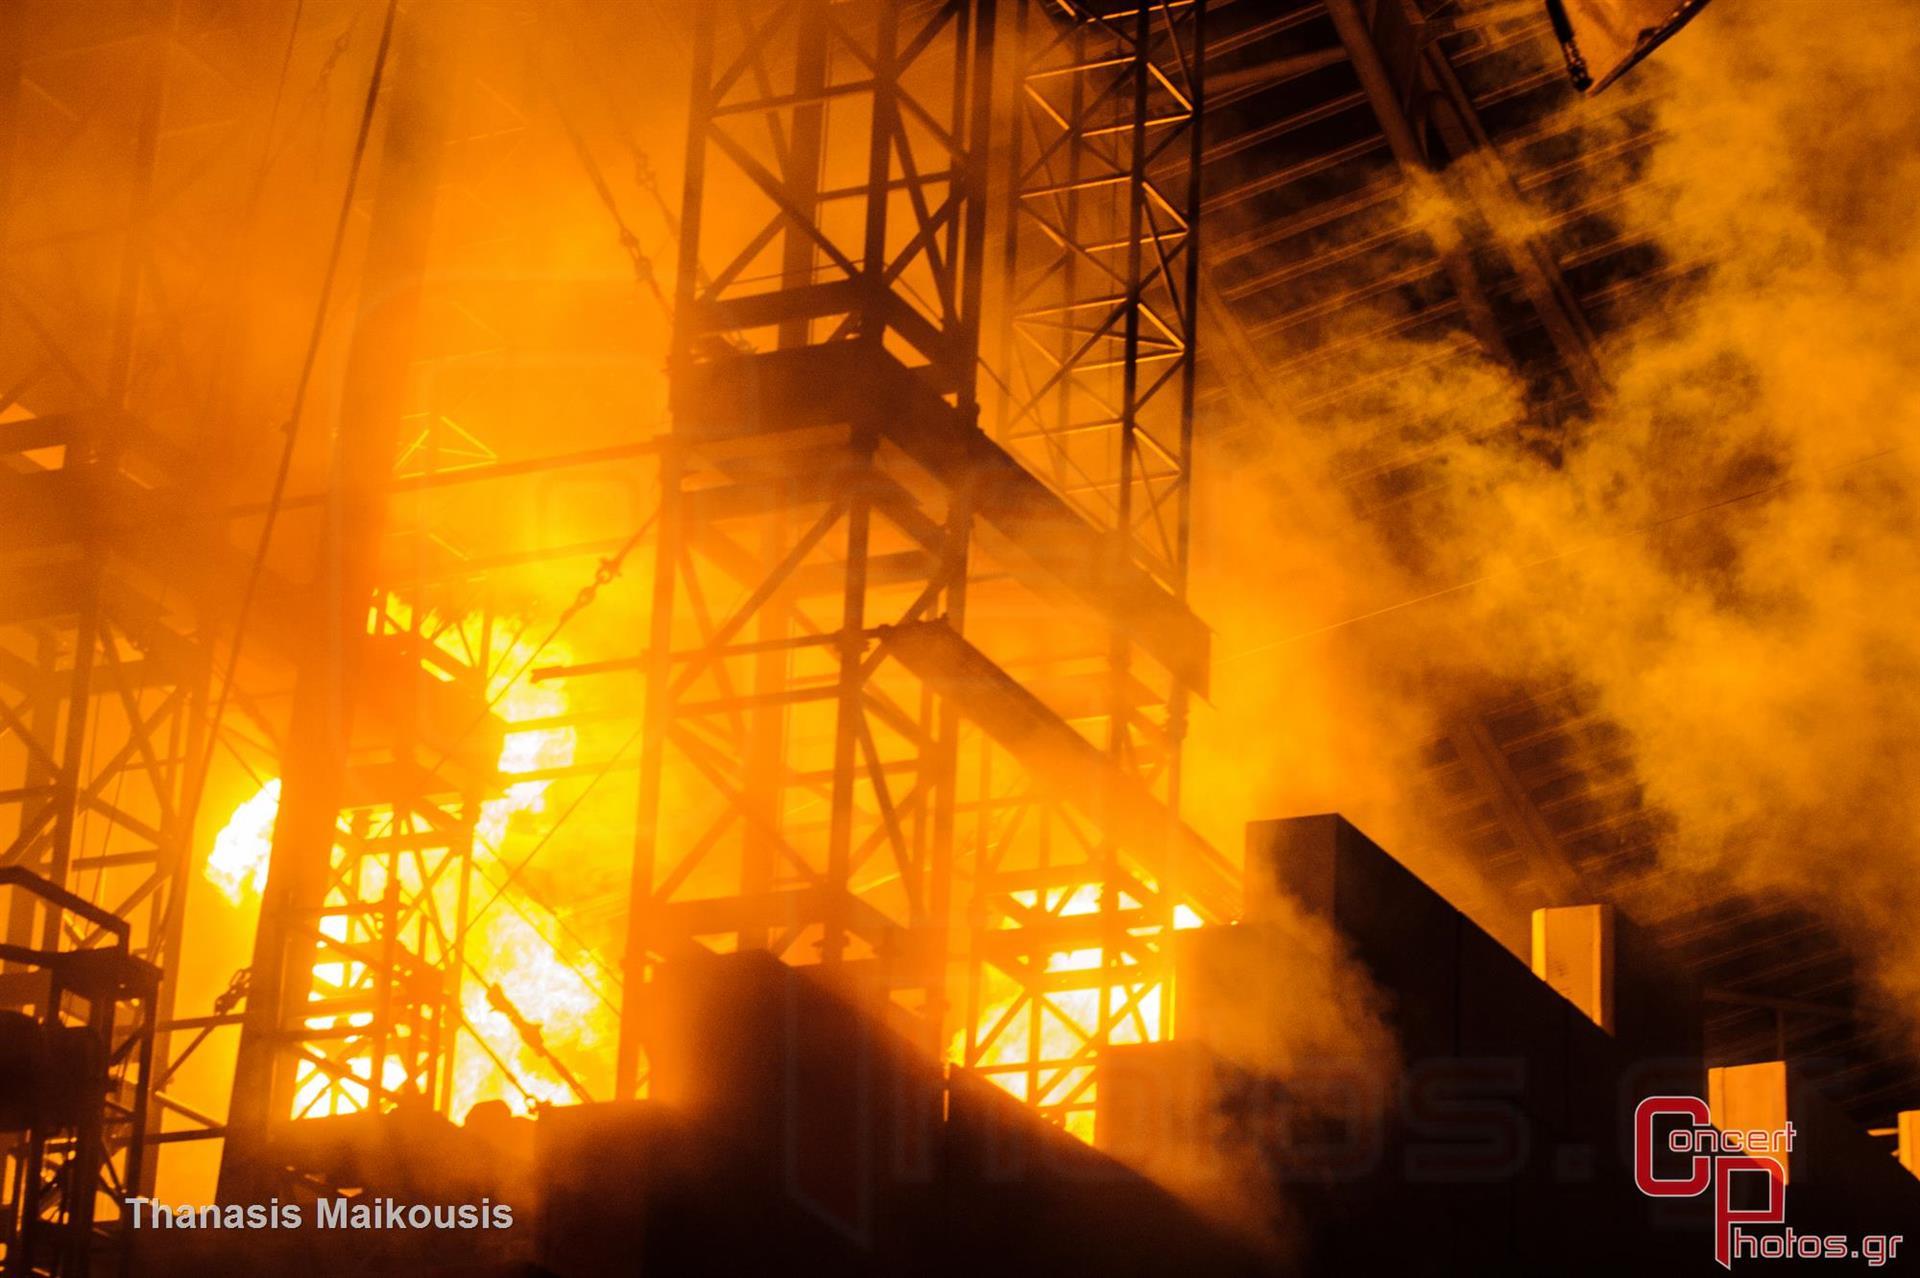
[206,602,613,1118]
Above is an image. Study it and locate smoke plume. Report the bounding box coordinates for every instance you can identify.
[1189,0,1920,1051]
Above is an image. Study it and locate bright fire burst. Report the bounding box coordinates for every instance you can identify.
[206,598,616,1119]
[205,777,282,904]
[210,600,1203,1137]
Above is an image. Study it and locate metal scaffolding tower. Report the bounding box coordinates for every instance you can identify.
[1,1,225,1269]
[216,4,483,1201]
[618,0,1002,1092]
[3,0,1228,1231]
[997,0,1206,660]
[972,0,1210,1128]
[0,871,158,1278]
[620,0,1228,1137]
[211,0,648,1197]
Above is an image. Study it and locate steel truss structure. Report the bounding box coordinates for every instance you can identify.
[620,0,1002,1091]
[10,0,1917,1237]
[0,551,198,1276]
[1,1,239,1269]
[0,871,158,1278]
[621,0,1230,1138]
[998,0,1204,621]
[214,5,503,1201]
[4,1,1229,1235]
[215,0,664,1197]
[0,0,545,1215]
[973,0,1208,1130]
[259,596,495,1126]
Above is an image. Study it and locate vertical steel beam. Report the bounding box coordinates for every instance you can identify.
[619,444,682,1099]
[623,0,998,1090]
[221,2,453,1197]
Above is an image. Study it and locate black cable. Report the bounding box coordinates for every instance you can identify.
[538,51,671,316]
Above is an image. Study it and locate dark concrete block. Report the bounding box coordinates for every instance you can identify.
[1247,815,1460,1059]
[943,1068,1273,1278]
[646,950,944,1258]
